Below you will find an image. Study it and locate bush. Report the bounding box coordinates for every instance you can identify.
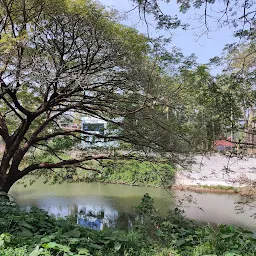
[100,160,175,187]
[133,194,256,256]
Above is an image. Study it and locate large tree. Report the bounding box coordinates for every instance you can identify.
[0,0,173,193]
[1,0,246,194]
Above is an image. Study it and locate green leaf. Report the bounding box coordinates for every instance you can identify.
[69,238,80,244]
[114,242,121,251]
[221,234,235,239]
[42,242,71,253]
[224,253,242,256]
[87,243,102,250]
[77,248,90,255]
[62,229,81,238]
[175,239,186,246]
[41,235,56,243]
[21,222,35,230]
[57,244,71,253]
[18,228,33,237]
[29,245,44,256]
[43,242,58,249]
[156,229,164,237]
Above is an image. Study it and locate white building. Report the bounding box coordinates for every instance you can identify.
[81,116,119,148]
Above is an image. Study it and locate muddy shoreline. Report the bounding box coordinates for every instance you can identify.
[173,184,256,196]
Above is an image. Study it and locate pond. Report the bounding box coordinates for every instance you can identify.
[9,180,256,232]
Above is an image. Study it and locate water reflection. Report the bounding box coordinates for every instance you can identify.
[74,205,118,230]
[76,207,134,231]
[77,209,108,230]
[20,197,133,231]
[10,180,256,231]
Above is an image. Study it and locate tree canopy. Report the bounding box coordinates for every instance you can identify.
[133,0,256,37]
[0,0,163,192]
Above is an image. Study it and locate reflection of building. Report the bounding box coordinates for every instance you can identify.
[78,216,104,230]
[81,116,119,148]
[76,206,133,231]
[77,205,117,230]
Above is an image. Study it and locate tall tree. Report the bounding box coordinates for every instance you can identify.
[0,0,170,193]
[223,43,256,148]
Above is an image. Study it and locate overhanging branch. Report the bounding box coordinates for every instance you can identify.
[19,154,111,179]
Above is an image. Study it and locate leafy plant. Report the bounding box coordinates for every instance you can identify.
[0,196,255,256]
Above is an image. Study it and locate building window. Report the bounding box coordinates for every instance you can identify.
[83,123,105,135]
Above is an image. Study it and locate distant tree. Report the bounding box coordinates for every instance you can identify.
[222,43,256,148]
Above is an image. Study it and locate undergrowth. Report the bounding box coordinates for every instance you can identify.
[0,194,255,256]
[24,159,175,188]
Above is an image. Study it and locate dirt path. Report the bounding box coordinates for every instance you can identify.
[175,154,256,187]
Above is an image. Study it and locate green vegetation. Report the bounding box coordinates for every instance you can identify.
[25,158,175,188]
[98,160,175,187]
[0,1,256,255]
[173,185,256,196]
[184,185,239,193]
[0,195,255,256]
[199,185,236,190]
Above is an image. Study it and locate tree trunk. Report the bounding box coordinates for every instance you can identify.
[246,106,255,154]
[0,173,9,201]
[1,180,14,194]
[0,169,17,194]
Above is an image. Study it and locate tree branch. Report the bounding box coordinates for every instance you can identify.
[19,154,110,179]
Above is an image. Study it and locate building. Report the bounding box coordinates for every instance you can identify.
[59,123,79,132]
[213,140,235,152]
[80,116,119,148]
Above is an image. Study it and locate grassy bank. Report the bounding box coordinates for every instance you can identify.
[98,160,175,187]
[173,184,256,196]
[27,158,175,188]
[0,195,255,256]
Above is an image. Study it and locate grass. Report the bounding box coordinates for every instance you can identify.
[173,184,241,194]
[200,185,237,191]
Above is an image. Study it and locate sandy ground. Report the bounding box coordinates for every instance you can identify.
[175,154,256,187]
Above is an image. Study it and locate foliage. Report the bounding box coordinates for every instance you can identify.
[148,65,244,150]
[0,196,255,256]
[133,194,256,256]
[1,0,252,195]
[99,160,175,187]
[132,0,256,38]
[51,137,78,151]
[0,0,164,192]
[0,203,156,256]
[0,0,223,193]
[22,158,175,188]
[209,42,256,149]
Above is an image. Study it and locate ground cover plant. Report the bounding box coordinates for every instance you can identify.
[0,195,255,256]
